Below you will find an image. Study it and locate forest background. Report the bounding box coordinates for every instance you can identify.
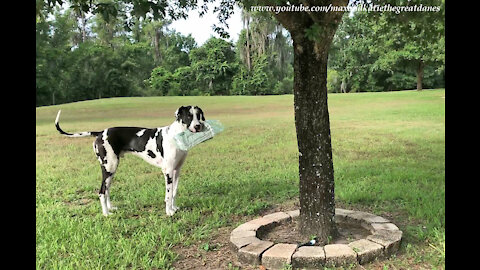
[36,1,445,106]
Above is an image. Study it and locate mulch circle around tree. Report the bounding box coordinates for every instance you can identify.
[259,218,371,246]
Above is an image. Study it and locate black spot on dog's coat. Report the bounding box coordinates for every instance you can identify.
[126,128,156,153]
[156,131,164,157]
[166,174,172,184]
[94,136,108,164]
[194,106,206,121]
[99,166,113,194]
[101,127,147,155]
[147,150,156,158]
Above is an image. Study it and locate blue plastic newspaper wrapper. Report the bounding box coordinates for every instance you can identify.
[174,120,224,151]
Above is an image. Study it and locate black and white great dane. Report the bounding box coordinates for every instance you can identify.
[55,105,206,216]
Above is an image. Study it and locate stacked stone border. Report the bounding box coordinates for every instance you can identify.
[230,208,402,269]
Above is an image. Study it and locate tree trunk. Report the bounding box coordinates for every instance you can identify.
[417,59,424,91]
[269,0,347,244]
[340,79,347,93]
[292,34,338,243]
[73,10,87,45]
[245,16,252,71]
[82,14,87,43]
[153,28,162,64]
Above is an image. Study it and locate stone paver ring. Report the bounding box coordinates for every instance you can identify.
[230,208,402,269]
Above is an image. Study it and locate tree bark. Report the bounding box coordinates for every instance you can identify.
[340,78,347,93]
[81,13,87,43]
[73,10,87,45]
[245,15,252,71]
[153,28,162,65]
[269,0,347,244]
[417,59,424,91]
[292,34,338,243]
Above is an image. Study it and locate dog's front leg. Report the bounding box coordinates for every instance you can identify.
[171,154,186,212]
[163,169,175,216]
[172,169,180,211]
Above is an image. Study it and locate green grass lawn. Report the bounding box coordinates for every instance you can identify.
[36,89,445,269]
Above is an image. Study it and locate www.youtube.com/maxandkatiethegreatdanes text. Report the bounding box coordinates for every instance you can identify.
[250,3,441,14]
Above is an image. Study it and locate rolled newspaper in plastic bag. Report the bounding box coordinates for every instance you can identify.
[174,120,224,151]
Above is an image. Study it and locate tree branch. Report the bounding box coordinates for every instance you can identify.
[301,0,348,25]
[258,0,348,43]
[258,0,312,34]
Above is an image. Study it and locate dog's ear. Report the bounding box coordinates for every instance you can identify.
[175,106,192,121]
[175,106,184,119]
[195,106,205,121]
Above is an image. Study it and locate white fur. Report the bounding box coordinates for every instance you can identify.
[99,194,110,216]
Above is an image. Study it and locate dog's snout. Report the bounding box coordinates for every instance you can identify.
[194,124,202,131]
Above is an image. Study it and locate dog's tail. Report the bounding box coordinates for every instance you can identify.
[55,110,102,138]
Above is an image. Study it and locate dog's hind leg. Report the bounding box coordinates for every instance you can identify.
[105,173,117,212]
[99,167,115,216]
[94,136,119,216]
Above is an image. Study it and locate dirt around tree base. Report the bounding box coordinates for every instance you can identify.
[259,219,371,246]
[172,200,410,269]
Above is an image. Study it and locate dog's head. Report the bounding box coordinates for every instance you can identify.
[175,105,206,133]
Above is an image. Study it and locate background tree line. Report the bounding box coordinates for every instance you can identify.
[36,1,444,106]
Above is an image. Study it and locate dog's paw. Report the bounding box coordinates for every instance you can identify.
[102,211,114,217]
[166,208,177,216]
[172,205,180,211]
